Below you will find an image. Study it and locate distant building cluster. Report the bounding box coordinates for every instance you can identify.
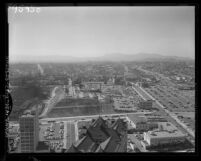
[83,81,104,92]
[8,61,195,153]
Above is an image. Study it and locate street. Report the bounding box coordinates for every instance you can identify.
[138,85,195,138]
[40,111,153,122]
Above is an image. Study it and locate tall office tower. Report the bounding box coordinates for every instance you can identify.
[19,109,39,153]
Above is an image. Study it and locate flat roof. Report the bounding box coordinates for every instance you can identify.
[20,114,35,118]
[146,130,186,138]
[146,122,186,138]
[36,141,50,151]
[127,114,147,124]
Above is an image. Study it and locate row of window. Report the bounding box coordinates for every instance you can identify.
[21,148,34,152]
[21,132,35,134]
[20,125,35,128]
[19,120,35,124]
[21,140,34,143]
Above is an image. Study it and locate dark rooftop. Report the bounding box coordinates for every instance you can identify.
[36,141,50,152]
[67,117,127,153]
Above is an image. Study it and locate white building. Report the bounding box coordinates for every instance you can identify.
[143,122,186,147]
[84,81,104,91]
[127,115,158,131]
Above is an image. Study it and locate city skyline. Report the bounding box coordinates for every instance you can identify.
[9,6,195,62]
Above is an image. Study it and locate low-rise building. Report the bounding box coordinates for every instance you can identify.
[83,81,104,92]
[128,115,158,131]
[143,122,186,147]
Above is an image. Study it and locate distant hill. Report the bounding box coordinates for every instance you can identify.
[9,55,82,63]
[91,53,193,62]
[10,53,193,63]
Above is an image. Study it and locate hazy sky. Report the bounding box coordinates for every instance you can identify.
[8,6,195,61]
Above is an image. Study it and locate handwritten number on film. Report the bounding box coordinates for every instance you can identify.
[11,7,41,13]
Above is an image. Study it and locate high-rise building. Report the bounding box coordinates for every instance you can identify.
[19,109,39,153]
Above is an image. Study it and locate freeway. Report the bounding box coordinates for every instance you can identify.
[39,111,153,122]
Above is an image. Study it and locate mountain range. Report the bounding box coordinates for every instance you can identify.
[10,53,194,63]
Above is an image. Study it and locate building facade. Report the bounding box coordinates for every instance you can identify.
[19,113,39,153]
[143,122,186,147]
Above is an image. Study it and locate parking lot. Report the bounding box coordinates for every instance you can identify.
[39,121,65,152]
[145,85,194,112]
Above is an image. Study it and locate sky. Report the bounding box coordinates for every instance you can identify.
[8,6,195,62]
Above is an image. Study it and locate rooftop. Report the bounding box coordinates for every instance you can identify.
[147,130,186,138]
[36,141,50,152]
[68,117,127,152]
[127,114,147,124]
[146,122,186,138]
[20,114,35,118]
